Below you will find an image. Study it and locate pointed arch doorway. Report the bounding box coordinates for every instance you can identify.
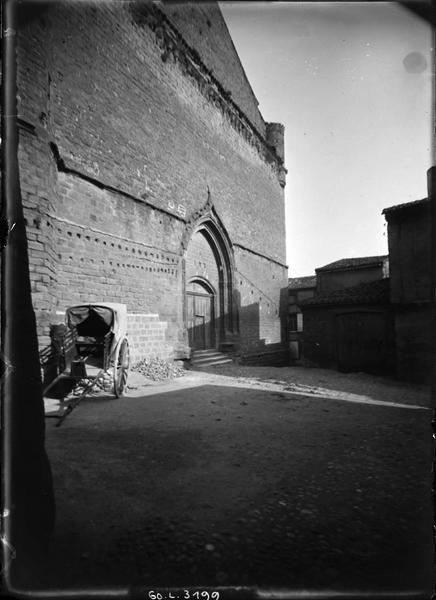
[183,213,238,353]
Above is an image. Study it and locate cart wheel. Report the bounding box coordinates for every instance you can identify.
[114,339,129,398]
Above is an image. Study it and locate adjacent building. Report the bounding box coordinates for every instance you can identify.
[382,197,434,382]
[315,256,389,295]
[298,187,434,383]
[299,256,394,374]
[301,277,395,374]
[17,1,288,367]
[288,275,316,362]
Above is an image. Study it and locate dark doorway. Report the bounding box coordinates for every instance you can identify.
[336,311,388,373]
[183,215,238,355]
[187,282,215,350]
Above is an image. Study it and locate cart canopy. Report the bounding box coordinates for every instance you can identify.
[66,303,128,345]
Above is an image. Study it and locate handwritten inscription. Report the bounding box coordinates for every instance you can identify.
[148,591,219,600]
[167,200,187,218]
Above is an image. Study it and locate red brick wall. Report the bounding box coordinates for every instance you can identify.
[17,2,288,363]
[235,247,288,353]
[161,3,265,135]
[18,128,59,349]
[43,3,284,258]
[127,314,172,364]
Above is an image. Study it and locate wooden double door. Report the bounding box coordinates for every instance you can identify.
[187,290,215,350]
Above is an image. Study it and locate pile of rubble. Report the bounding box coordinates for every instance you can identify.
[132,357,186,381]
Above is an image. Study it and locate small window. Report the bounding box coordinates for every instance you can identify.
[289,313,304,332]
[289,314,298,331]
[297,313,304,332]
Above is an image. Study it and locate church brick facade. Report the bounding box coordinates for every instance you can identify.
[17,1,288,364]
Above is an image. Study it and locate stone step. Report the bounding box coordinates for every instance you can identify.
[192,352,224,360]
[191,350,234,367]
[192,356,233,366]
[192,358,233,368]
[191,351,230,360]
[192,349,224,356]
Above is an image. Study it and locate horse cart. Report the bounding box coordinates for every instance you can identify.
[43,302,130,425]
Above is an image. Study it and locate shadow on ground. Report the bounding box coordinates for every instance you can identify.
[41,377,433,593]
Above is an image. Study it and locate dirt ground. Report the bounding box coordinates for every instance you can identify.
[40,364,434,595]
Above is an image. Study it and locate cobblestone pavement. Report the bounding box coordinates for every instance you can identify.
[42,365,434,594]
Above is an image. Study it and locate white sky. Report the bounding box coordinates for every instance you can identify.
[220,2,433,276]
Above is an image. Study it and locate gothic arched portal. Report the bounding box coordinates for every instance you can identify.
[183,216,238,352]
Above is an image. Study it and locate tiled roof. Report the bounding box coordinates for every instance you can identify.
[288,275,317,289]
[300,278,390,307]
[316,255,388,272]
[382,198,429,215]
